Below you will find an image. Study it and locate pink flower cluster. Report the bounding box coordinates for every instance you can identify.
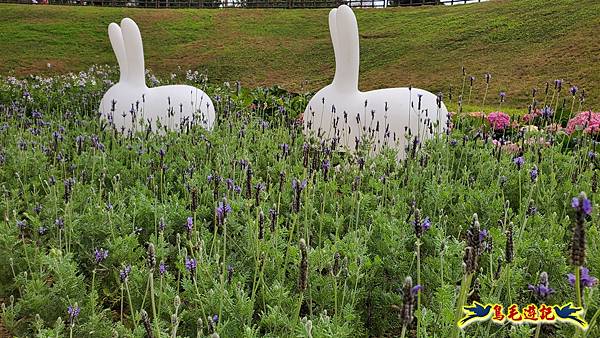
[492,139,520,153]
[487,111,511,130]
[522,109,541,123]
[565,111,600,134]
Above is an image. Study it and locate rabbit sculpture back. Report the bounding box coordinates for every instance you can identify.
[303,5,449,158]
[99,18,215,133]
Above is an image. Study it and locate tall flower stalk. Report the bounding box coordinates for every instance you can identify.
[571,192,591,310]
[296,238,309,323]
[147,243,159,337]
[412,205,430,323]
[399,276,421,338]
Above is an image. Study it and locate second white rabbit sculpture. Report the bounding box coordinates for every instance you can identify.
[304,5,449,158]
[99,18,215,133]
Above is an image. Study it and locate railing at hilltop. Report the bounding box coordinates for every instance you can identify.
[0,0,485,8]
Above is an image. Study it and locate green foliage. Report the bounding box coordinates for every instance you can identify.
[0,67,599,337]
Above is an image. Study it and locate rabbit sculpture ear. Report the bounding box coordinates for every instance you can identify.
[331,5,359,92]
[120,18,146,87]
[329,8,340,85]
[108,23,127,83]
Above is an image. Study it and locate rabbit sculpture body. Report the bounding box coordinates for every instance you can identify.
[304,5,448,157]
[99,18,215,133]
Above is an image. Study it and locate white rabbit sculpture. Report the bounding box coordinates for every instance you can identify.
[304,5,448,158]
[99,18,215,133]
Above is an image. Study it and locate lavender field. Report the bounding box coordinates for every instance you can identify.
[0,66,599,338]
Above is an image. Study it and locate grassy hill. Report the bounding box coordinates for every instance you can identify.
[1,0,600,108]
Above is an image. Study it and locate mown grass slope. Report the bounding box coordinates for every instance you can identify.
[1,0,600,107]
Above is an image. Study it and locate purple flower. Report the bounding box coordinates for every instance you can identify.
[38,227,47,235]
[555,79,563,91]
[570,86,578,96]
[17,220,27,231]
[67,304,81,324]
[485,73,491,84]
[499,91,506,102]
[90,135,105,152]
[588,151,597,160]
[94,248,109,264]
[411,285,423,295]
[479,229,489,242]
[357,157,365,170]
[541,106,553,119]
[186,216,194,232]
[75,135,85,146]
[185,256,197,273]
[530,166,538,182]
[55,217,64,229]
[421,217,431,231]
[159,217,166,232]
[528,274,554,299]
[568,267,598,288]
[280,143,290,157]
[528,283,554,298]
[225,178,234,190]
[52,130,62,141]
[18,139,27,151]
[216,200,232,225]
[159,262,168,276]
[412,216,431,233]
[119,265,131,282]
[292,178,308,191]
[513,156,524,170]
[571,192,592,216]
[219,201,232,214]
[212,314,219,324]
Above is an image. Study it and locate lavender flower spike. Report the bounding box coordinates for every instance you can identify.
[568,267,598,288]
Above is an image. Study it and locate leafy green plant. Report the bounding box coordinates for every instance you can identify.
[0,66,599,337]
